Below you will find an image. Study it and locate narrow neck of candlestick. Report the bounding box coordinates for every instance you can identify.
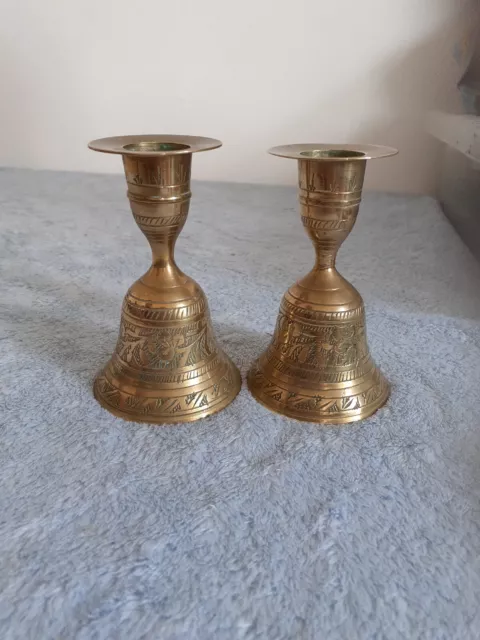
[297,157,367,270]
[122,153,192,271]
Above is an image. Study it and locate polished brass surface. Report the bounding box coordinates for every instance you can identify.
[88,135,241,424]
[248,143,398,424]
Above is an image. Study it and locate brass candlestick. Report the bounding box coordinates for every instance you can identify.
[248,144,398,424]
[89,135,241,424]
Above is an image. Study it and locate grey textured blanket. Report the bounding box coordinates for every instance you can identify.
[1,168,480,639]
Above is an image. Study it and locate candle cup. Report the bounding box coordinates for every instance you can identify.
[89,135,241,424]
[248,143,398,424]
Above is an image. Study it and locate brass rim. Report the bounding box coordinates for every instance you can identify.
[247,371,390,425]
[268,143,398,161]
[88,134,222,156]
[94,370,242,425]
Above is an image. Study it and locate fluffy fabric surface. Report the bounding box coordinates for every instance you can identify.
[1,168,480,640]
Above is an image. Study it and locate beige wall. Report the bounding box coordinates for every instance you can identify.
[0,0,477,193]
